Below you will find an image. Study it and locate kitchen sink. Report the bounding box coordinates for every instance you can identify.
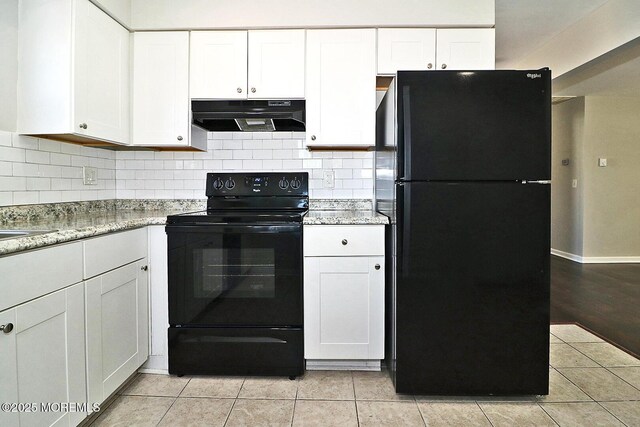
[0,230,54,241]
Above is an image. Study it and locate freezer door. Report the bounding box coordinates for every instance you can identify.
[395,182,550,395]
[397,70,551,181]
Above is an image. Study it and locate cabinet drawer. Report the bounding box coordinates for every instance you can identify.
[304,225,384,256]
[84,228,147,279]
[0,242,83,312]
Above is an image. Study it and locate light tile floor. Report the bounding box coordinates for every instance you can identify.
[90,325,640,426]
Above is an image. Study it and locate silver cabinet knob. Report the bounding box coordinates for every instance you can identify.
[427,63,433,69]
[310,135,316,141]
[251,87,256,93]
[237,87,243,93]
[79,123,87,129]
[441,63,447,69]
[375,264,381,270]
[1,323,14,334]
[177,136,183,141]
[141,265,148,271]
[341,239,348,245]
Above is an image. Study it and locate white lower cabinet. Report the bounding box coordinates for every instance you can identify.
[0,283,87,427]
[304,225,385,363]
[86,259,149,407]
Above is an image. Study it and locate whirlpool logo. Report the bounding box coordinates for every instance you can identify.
[527,73,542,79]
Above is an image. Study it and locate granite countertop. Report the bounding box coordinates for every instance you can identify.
[303,210,389,225]
[0,199,387,256]
[0,208,193,256]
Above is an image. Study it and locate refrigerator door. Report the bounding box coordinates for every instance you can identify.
[397,70,551,181]
[395,181,550,395]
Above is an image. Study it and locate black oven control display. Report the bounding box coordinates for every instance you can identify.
[206,172,308,196]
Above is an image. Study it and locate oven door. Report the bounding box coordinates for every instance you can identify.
[167,223,302,327]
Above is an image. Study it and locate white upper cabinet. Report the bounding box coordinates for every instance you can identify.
[132,32,206,150]
[436,28,495,70]
[190,30,305,99]
[190,31,248,99]
[377,28,436,74]
[18,0,130,145]
[377,28,495,74]
[248,30,305,99]
[306,29,376,148]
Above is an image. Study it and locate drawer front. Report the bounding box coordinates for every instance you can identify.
[304,225,384,256]
[0,242,83,312]
[84,228,147,279]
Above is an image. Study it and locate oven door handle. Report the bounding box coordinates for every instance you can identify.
[165,224,301,234]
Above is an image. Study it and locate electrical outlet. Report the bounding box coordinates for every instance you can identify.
[83,166,98,185]
[572,179,578,188]
[323,170,335,189]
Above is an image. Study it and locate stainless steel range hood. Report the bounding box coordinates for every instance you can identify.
[192,100,305,132]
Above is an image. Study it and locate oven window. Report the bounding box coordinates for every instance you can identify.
[194,247,276,299]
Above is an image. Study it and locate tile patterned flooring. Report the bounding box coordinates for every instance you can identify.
[91,325,640,426]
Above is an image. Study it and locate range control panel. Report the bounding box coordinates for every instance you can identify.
[206,172,309,197]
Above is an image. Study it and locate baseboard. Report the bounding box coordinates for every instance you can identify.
[551,249,640,264]
[306,360,381,371]
[140,355,168,375]
[551,249,583,262]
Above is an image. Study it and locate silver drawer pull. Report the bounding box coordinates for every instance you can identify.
[342,239,348,245]
[1,323,14,334]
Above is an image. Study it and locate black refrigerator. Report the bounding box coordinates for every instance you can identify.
[375,70,551,395]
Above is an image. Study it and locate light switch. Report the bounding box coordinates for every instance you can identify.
[83,166,98,185]
[598,158,607,167]
[323,170,335,189]
[572,179,578,188]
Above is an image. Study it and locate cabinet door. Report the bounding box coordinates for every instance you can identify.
[75,0,130,144]
[436,29,495,70]
[248,30,305,99]
[306,29,376,147]
[190,31,248,99]
[86,259,149,406]
[0,284,86,427]
[304,256,384,359]
[377,29,436,74]
[132,32,190,146]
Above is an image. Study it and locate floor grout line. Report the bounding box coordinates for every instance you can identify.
[593,400,632,427]
[536,402,562,427]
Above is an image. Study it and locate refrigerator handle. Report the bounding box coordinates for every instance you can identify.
[400,182,411,276]
[400,85,412,181]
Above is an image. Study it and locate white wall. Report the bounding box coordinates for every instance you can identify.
[130,0,494,30]
[516,0,640,78]
[91,0,131,27]
[0,0,18,132]
[551,96,640,261]
[551,98,585,257]
[115,132,373,200]
[0,131,116,206]
[582,96,640,258]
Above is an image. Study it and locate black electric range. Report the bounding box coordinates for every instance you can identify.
[166,172,308,378]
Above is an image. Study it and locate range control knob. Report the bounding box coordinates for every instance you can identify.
[213,177,224,190]
[278,177,289,190]
[290,177,301,190]
[225,178,236,190]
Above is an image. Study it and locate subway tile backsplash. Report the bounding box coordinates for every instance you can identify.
[0,131,373,206]
[0,131,116,206]
[114,132,374,200]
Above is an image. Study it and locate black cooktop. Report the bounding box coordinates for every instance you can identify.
[167,173,309,225]
[167,209,307,225]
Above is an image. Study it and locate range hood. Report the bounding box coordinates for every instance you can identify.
[192,100,305,132]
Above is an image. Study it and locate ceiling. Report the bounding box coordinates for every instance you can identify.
[495,0,640,96]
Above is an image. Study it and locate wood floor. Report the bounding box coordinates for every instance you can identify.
[551,255,640,358]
